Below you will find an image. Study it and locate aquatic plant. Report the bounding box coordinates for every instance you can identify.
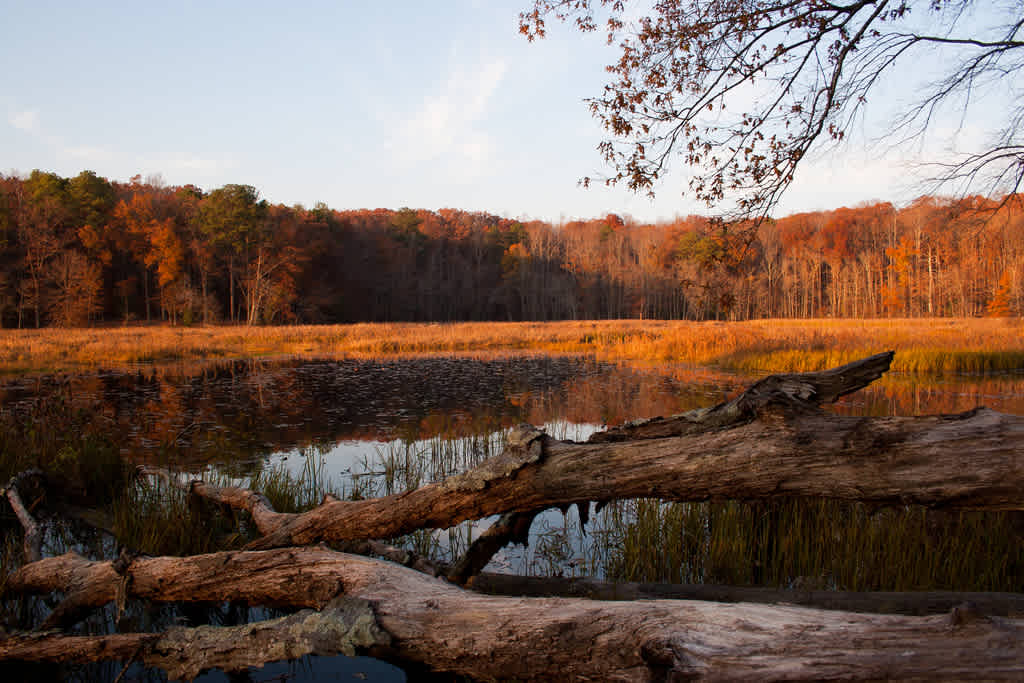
[593,498,1024,592]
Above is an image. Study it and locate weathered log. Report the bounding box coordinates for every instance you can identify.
[589,350,897,442]
[470,572,1024,616]
[0,598,389,682]
[162,352,1024,550]
[5,548,1024,681]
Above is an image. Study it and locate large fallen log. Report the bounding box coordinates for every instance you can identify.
[166,352,1024,550]
[5,548,1023,681]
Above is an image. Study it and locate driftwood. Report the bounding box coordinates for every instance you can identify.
[4,351,1024,680]
[0,596,388,682]
[6,548,1024,681]
[165,351,1024,553]
[470,573,1024,617]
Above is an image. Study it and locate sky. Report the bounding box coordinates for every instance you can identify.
[0,1,1015,223]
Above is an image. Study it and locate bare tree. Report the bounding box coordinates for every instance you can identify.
[520,1,1024,221]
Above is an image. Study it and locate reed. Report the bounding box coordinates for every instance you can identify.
[3,318,1023,376]
[251,448,339,513]
[0,392,126,498]
[595,498,1024,592]
[108,475,244,557]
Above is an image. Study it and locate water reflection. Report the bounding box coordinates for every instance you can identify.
[0,356,744,469]
[834,372,1024,416]
[7,358,1022,471]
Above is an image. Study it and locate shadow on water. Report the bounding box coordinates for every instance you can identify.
[3,355,1024,680]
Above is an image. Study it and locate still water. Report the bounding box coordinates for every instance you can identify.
[8,355,1024,465]
[3,355,1024,681]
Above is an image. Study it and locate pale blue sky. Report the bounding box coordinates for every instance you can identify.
[1,1,1014,222]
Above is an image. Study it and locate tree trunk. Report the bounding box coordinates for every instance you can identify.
[164,352,1024,551]
[6,549,1023,681]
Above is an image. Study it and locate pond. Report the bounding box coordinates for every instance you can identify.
[3,354,1024,681]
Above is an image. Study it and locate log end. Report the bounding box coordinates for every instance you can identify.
[441,425,547,493]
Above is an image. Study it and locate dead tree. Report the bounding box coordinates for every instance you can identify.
[3,351,1024,680]
[152,352,1024,553]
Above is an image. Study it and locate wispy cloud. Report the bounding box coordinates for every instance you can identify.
[9,108,115,165]
[9,109,40,133]
[389,55,508,182]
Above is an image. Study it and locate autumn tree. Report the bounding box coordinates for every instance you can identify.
[17,171,73,327]
[198,184,267,322]
[520,1,1024,222]
[239,204,303,325]
[0,176,23,326]
[45,252,103,327]
[113,186,185,323]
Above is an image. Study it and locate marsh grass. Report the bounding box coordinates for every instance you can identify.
[593,498,1024,591]
[251,447,340,513]
[0,393,127,501]
[369,430,506,499]
[107,476,245,557]
[4,318,1024,376]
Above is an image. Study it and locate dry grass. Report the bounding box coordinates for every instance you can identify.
[2,318,1023,375]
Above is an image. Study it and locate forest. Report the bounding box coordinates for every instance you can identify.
[1,169,1022,329]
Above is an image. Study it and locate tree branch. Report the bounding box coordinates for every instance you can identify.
[2,469,45,564]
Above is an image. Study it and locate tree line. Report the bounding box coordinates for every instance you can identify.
[0,169,1021,327]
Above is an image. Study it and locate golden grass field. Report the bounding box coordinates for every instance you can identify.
[2,317,1023,376]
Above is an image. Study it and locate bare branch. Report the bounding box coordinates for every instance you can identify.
[2,469,45,564]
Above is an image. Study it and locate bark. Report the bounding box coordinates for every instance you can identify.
[6,548,1023,681]
[165,352,1024,550]
[469,573,1024,617]
[0,598,388,682]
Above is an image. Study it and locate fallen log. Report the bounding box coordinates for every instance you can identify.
[163,352,1024,550]
[0,598,389,682]
[469,573,1024,617]
[5,548,1024,680]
